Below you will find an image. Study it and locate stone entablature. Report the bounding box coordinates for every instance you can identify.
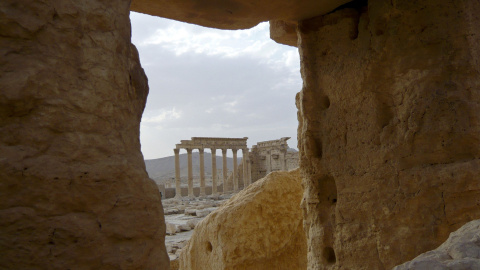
[174,137,250,199]
[255,137,290,149]
[176,137,248,150]
[250,137,298,182]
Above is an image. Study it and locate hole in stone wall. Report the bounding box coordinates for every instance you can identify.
[318,175,337,204]
[376,101,393,129]
[326,0,368,41]
[310,136,323,159]
[323,246,336,264]
[320,95,330,109]
[206,241,213,252]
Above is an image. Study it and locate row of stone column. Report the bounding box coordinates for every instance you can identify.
[174,147,251,199]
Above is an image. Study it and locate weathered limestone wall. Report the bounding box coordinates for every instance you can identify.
[297,0,480,269]
[0,1,169,269]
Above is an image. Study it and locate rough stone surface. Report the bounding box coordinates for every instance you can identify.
[297,0,480,269]
[270,20,298,47]
[179,169,307,270]
[0,1,169,269]
[393,219,480,270]
[131,0,351,30]
[6,0,480,269]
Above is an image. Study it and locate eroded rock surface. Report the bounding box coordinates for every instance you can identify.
[179,169,307,270]
[131,0,351,30]
[297,0,480,269]
[0,1,169,269]
[4,0,480,269]
[393,219,480,270]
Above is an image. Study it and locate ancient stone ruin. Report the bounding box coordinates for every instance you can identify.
[249,137,299,182]
[170,137,298,200]
[2,0,480,269]
[173,137,250,199]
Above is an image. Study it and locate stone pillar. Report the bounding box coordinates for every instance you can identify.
[266,150,272,174]
[242,148,249,187]
[211,148,217,195]
[199,148,206,197]
[222,148,228,193]
[174,148,181,199]
[281,149,287,171]
[232,148,238,192]
[187,148,194,199]
[248,160,252,185]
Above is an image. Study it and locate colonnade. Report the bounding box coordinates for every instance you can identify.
[173,137,251,200]
[173,147,250,199]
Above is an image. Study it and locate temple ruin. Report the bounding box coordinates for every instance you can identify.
[171,137,299,199]
[250,137,299,182]
[173,137,250,199]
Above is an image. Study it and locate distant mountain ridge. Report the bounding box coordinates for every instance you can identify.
[145,152,235,184]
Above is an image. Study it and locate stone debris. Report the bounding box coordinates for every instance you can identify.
[184,208,197,216]
[195,209,212,218]
[165,222,177,235]
[393,219,480,270]
[163,196,232,261]
[186,219,201,229]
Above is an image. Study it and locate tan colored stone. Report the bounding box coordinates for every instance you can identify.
[170,259,180,270]
[270,20,298,47]
[297,0,480,269]
[393,219,480,270]
[179,169,306,269]
[130,0,351,30]
[5,0,480,269]
[0,1,169,269]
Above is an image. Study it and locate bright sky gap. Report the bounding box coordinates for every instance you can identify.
[130,12,302,159]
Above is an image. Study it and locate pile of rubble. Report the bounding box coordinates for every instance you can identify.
[162,195,233,262]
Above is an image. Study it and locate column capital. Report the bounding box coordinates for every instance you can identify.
[232,148,238,153]
[186,148,193,153]
[222,148,228,154]
[211,147,216,153]
[174,148,180,154]
[199,148,204,154]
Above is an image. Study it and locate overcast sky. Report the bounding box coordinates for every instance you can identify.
[130,12,302,159]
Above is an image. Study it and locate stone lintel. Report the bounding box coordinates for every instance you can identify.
[175,137,248,151]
